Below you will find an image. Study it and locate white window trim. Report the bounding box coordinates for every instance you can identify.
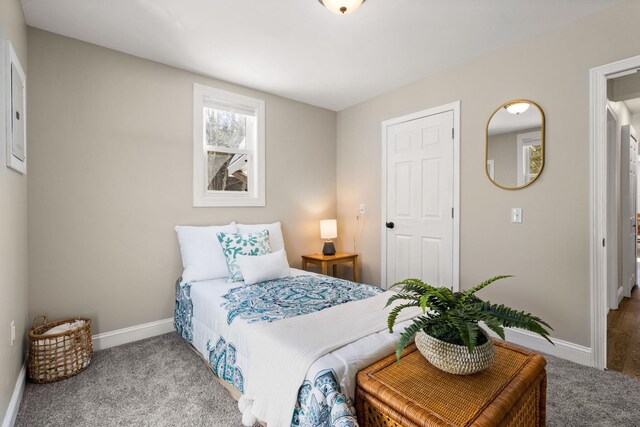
[193,83,265,207]
[516,130,542,187]
[486,159,495,181]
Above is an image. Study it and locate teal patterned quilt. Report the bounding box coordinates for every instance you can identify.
[222,275,382,325]
[175,274,383,427]
[174,278,192,342]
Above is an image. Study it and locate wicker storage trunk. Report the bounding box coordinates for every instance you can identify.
[356,340,546,427]
[28,315,93,383]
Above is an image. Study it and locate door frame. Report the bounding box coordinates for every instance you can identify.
[590,54,640,370]
[380,101,461,291]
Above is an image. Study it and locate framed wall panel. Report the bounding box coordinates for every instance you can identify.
[6,40,26,174]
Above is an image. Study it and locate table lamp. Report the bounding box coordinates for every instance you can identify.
[320,219,337,255]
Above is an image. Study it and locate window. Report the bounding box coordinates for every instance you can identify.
[516,131,542,187]
[193,84,265,206]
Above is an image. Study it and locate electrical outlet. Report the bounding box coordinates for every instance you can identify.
[359,203,366,214]
[10,321,15,347]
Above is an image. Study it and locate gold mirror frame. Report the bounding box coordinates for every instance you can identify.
[485,99,545,190]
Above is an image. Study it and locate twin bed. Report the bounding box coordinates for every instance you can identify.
[173,222,419,427]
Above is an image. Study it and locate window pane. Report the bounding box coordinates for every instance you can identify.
[207,151,249,192]
[528,144,542,175]
[205,108,252,149]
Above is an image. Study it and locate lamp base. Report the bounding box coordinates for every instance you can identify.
[322,241,336,256]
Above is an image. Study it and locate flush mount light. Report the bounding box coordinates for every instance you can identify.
[504,102,531,115]
[318,0,366,15]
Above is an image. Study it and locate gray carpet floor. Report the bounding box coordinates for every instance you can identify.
[15,332,640,426]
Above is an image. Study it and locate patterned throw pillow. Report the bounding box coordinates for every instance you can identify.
[217,230,272,282]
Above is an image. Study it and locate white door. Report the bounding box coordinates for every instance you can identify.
[632,128,638,295]
[385,110,455,288]
[607,107,620,310]
[621,124,638,298]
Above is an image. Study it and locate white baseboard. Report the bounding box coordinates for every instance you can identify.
[489,328,592,366]
[617,286,624,305]
[92,318,593,366]
[2,362,26,427]
[92,318,175,351]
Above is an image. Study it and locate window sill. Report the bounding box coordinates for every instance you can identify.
[193,193,265,207]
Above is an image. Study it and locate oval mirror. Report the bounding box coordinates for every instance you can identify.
[486,100,545,189]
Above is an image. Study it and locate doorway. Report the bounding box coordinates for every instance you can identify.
[590,55,640,371]
[380,102,460,290]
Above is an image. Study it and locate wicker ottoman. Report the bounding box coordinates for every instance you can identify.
[356,340,546,427]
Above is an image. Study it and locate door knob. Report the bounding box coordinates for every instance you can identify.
[386,222,395,229]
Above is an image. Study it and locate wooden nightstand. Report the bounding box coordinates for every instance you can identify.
[301,252,359,282]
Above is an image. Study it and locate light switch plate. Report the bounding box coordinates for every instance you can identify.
[359,204,366,214]
[511,208,523,223]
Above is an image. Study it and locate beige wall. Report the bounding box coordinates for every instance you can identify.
[631,113,640,135]
[337,0,640,347]
[27,28,337,335]
[0,0,27,420]
[487,131,518,186]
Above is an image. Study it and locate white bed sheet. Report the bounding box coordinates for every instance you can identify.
[187,268,414,424]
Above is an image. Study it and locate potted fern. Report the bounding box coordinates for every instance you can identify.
[387,275,552,375]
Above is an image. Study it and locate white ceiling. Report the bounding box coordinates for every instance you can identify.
[21,0,622,111]
[488,106,542,136]
[624,98,640,115]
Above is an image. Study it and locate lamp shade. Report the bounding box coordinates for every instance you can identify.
[505,102,531,115]
[318,0,365,15]
[320,219,338,239]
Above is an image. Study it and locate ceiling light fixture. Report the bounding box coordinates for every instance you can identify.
[318,0,366,15]
[504,102,531,115]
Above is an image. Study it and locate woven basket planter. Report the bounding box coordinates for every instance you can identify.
[415,329,495,375]
[28,314,93,383]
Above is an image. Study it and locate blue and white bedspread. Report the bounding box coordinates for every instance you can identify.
[175,269,413,427]
[221,275,382,324]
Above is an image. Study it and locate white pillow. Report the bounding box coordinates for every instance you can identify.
[217,230,272,282]
[175,223,238,282]
[238,222,285,252]
[237,249,291,285]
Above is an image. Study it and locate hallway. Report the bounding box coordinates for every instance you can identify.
[608,286,640,376]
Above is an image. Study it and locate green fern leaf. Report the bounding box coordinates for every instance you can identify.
[384,293,420,308]
[388,278,435,292]
[478,302,553,344]
[460,275,513,304]
[387,303,418,332]
[395,316,434,361]
[482,318,505,340]
[396,321,422,361]
[450,315,480,353]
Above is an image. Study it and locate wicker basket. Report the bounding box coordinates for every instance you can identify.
[415,329,495,375]
[356,341,546,427]
[28,314,93,383]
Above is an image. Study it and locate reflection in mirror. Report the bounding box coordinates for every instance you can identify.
[486,100,545,189]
